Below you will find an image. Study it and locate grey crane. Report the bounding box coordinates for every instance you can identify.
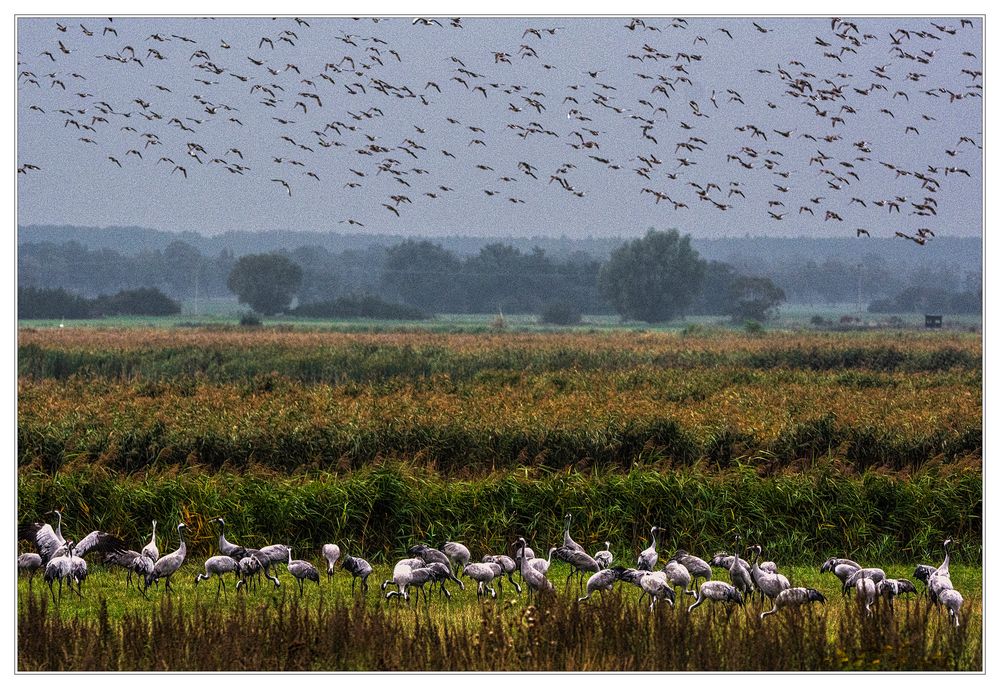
[662,560,693,595]
[245,544,289,588]
[728,536,754,598]
[424,561,464,598]
[341,554,373,594]
[463,562,500,599]
[236,554,265,592]
[20,510,65,565]
[142,520,159,562]
[211,518,249,559]
[821,559,861,597]
[561,513,585,553]
[913,564,937,595]
[710,552,750,571]
[408,544,451,568]
[855,574,879,615]
[515,537,554,598]
[321,543,341,580]
[20,510,125,565]
[482,554,518,593]
[44,540,81,602]
[578,567,625,602]
[554,546,600,590]
[844,567,886,596]
[104,549,153,587]
[670,550,712,586]
[528,547,557,575]
[688,580,745,617]
[18,552,43,586]
[386,565,437,604]
[749,545,790,604]
[760,587,826,619]
[820,557,861,572]
[382,557,425,593]
[928,538,955,603]
[636,527,661,571]
[639,571,676,611]
[938,588,964,627]
[143,523,188,596]
[195,555,239,597]
[878,578,918,609]
[594,541,613,569]
[285,548,320,595]
[442,541,471,574]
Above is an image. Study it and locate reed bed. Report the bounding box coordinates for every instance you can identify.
[17,464,981,564]
[18,366,980,474]
[19,329,980,384]
[17,586,981,671]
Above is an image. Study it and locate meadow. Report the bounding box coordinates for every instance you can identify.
[17,563,982,671]
[16,326,982,670]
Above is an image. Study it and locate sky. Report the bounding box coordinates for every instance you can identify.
[15,15,984,240]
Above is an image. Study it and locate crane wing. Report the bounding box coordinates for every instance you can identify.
[74,530,127,558]
[19,522,63,563]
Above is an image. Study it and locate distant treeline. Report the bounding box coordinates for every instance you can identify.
[18,229,982,316]
[18,286,180,319]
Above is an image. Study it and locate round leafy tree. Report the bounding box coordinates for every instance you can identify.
[227,253,303,315]
[598,229,706,323]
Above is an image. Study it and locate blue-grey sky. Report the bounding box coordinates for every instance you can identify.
[16,16,983,239]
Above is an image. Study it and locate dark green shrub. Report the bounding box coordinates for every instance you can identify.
[539,301,582,326]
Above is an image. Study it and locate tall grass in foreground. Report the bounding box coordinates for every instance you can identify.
[18,590,980,671]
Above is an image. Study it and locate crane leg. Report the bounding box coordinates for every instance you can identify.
[508,573,522,594]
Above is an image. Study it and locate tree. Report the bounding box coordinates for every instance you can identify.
[226,253,303,315]
[691,260,739,315]
[597,229,706,323]
[727,276,786,322]
[381,240,463,313]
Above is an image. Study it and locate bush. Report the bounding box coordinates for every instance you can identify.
[744,320,764,335]
[93,288,181,316]
[18,287,93,319]
[539,301,582,326]
[239,312,262,327]
[290,295,427,320]
[18,287,179,319]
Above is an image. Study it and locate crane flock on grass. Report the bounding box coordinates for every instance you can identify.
[16,16,981,241]
[17,510,968,627]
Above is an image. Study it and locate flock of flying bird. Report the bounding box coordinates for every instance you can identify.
[16,16,981,240]
[17,511,966,627]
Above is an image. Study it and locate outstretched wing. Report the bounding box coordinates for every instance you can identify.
[74,530,127,558]
[19,522,62,563]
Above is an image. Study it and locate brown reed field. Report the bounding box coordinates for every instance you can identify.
[16,326,982,671]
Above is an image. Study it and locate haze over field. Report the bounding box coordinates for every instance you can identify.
[17,16,983,240]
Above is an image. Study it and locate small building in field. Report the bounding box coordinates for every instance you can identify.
[925,314,943,328]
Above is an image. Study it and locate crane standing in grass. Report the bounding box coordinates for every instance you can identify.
[637,527,661,571]
[322,544,341,581]
[515,537,554,599]
[594,542,613,570]
[341,554,373,594]
[760,587,826,619]
[286,548,320,595]
[195,555,239,597]
[144,523,188,597]
[443,541,471,575]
